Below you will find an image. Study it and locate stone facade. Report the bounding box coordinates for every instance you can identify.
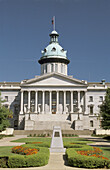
[0,29,109,131]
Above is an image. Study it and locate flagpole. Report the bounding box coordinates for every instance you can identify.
[54,16,55,30]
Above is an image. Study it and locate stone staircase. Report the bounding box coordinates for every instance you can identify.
[33,120,73,130]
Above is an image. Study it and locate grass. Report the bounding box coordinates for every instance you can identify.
[11,137,51,143]
[99,147,110,159]
[11,137,93,146]
[0,146,17,156]
[63,137,93,144]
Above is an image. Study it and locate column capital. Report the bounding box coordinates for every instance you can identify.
[20,90,24,92]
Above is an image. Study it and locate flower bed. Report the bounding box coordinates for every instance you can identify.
[66,145,110,168]
[12,146,39,155]
[77,147,109,160]
[0,145,50,168]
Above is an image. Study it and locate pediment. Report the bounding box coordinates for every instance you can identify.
[21,73,87,87]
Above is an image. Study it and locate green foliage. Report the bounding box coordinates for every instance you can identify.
[0,92,13,132]
[8,155,26,168]
[0,145,49,168]
[66,147,110,168]
[0,157,8,168]
[25,147,49,167]
[100,88,110,129]
[62,134,78,137]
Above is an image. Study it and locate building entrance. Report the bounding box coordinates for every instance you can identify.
[52,92,56,114]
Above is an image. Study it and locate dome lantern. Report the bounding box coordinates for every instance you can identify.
[38,23,70,75]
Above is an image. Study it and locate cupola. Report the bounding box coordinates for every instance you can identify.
[38,28,70,75]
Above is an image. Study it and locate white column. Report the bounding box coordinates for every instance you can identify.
[56,91,59,114]
[28,91,31,113]
[71,91,73,113]
[84,91,87,114]
[35,91,38,113]
[78,91,80,112]
[63,91,66,114]
[20,90,23,114]
[42,91,45,113]
[49,91,52,114]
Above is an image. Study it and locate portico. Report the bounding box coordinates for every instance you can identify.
[20,89,87,115]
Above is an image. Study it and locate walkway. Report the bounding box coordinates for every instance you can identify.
[0,135,110,170]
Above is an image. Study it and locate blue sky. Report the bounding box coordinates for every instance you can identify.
[0,0,110,82]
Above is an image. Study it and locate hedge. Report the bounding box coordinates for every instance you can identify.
[0,146,49,168]
[0,157,8,168]
[25,142,50,148]
[66,147,110,169]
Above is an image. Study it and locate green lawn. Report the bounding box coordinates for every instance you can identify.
[99,147,110,159]
[0,146,17,156]
[11,137,51,143]
[11,137,92,143]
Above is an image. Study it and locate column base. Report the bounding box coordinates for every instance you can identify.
[20,111,24,114]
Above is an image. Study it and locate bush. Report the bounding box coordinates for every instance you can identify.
[66,147,110,168]
[0,157,8,168]
[8,155,26,168]
[8,146,49,168]
[25,146,49,167]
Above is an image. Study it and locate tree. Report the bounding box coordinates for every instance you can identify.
[100,88,110,129]
[0,92,13,132]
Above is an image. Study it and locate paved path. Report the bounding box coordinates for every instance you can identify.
[0,135,27,146]
[0,135,110,170]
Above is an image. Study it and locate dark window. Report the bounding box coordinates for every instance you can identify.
[90,120,93,127]
[90,106,93,114]
[89,96,93,102]
[5,96,8,102]
[51,47,56,51]
[99,96,103,102]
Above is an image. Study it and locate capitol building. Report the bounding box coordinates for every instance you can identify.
[0,29,109,131]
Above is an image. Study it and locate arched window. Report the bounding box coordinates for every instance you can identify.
[51,47,56,51]
[90,120,93,127]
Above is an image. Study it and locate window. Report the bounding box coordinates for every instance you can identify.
[55,64,58,72]
[90,106,93,114]
[61,64,63,73]
[89,96,93,102]
[45,64,47,73]
[51,47,56,51]
[51,64,54,72]
[99,96,103,102]
[90,120,93,127]
[5,96,8,102]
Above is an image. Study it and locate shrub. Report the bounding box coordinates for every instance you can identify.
[66,147,110,168]
[0,157,8,168]
[8,146,49,168]
[25,146,49,167]
[8,155,26,168]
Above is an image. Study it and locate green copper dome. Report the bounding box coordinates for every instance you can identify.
[38,30,70,64]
